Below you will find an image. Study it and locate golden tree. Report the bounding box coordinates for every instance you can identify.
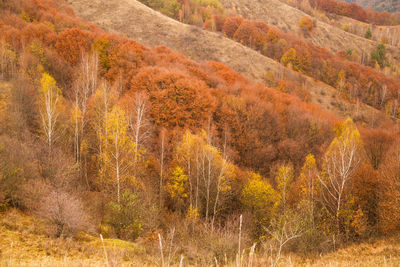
[319,118,363,237]
[99,105,138,203]
[38,72,63,150]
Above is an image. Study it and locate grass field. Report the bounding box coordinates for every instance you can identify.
[1,209,400,266]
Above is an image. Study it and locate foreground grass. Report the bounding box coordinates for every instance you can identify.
[1,209,400,266]
[275,237,400,267]
[0,209,150,266]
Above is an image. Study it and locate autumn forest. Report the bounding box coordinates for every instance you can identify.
[1,0,400,265]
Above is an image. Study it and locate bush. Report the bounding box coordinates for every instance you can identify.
[222,17,243,38]
[299,16,313,32]
[371,43,386,68]
[365,27,372,39]
[37,190,91,237]
[106,191,144,241]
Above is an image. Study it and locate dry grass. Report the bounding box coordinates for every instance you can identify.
[219,0,399,57]
[0,209,150,266]
[1,209,400,266]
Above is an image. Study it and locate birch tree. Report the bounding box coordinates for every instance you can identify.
[121,92,151,174]
[319,118,362,238]
[38,72,63,150]
[73,52,98,164]
[100,105,137,203]
[170,130,234,223]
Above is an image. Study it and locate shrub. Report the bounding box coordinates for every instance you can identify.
[37,190,91,237]
[365,27,372,39]
[106,191,144,241]
[299,16,313,32]
[342,23,350,32]
[371,43,386,68]
[222,17,243,38]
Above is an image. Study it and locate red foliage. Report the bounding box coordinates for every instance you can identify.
[308,0,397,25]
[205,61,246,86]
[55,28,93,65]
[222,16,244,38]
[233,20,266,50]
[129,67,215,128]
[209,15,400,112]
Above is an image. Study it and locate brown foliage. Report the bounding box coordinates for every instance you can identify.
[37,189,91,237]
[378,141,400,234]
[299,16,313,32]
[222,16,243,38]
[55,28,92,65]
[129,67,215,128]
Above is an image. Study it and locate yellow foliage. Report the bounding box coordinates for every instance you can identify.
[167,166,188,201]
[99,105,138,198]
[186,204,200,222]
[241,172,279,224]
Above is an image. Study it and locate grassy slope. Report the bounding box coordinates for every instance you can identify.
[220,0,400,60]
[65,0,391,125]
[2,209,400,266]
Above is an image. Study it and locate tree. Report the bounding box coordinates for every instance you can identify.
[99,105,137,203]
[106,191,143,240]
[378,140,400,234]
[166,166,188,210]
[281,48,299,71]
[296,154,319,225]
[38,72,63,150]
[171,130,234,223]
[371,43,386,68]
[241,172,279,229]
[275,164,294,214]
[222,17,244,38]
[120,92,151,173]
[72,52,98,183]
[299,16,313,32]
[0,40,17,80]
[336,70,346,94]
[319,118,363,240]
[37,189,90,237]
[365,27,372,39]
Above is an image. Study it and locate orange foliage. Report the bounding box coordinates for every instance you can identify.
[299,16,313,32]
[55,28,93,65]
[307,0,399,25]
[208,15,400,112]
[222,16,243,38]
[129,67,215,128]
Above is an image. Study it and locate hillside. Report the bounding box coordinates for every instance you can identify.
[66,0,391,125]
[219,0,400,59]
[2,0,400,266]
[353,0,400,12]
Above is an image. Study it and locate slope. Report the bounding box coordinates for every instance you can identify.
[65,0,390,124]
[219,0,400,59]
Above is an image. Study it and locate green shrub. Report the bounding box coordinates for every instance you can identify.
[365,27,372,39]
[106,191,143,241]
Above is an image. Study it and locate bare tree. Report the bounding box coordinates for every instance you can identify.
[159,128,166,208]
[0,41,16,80]
[264,213,303,267]
[125,92,151,170]
[37,189,90,237]
[73,52,98,168]
[379,84,387,108]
